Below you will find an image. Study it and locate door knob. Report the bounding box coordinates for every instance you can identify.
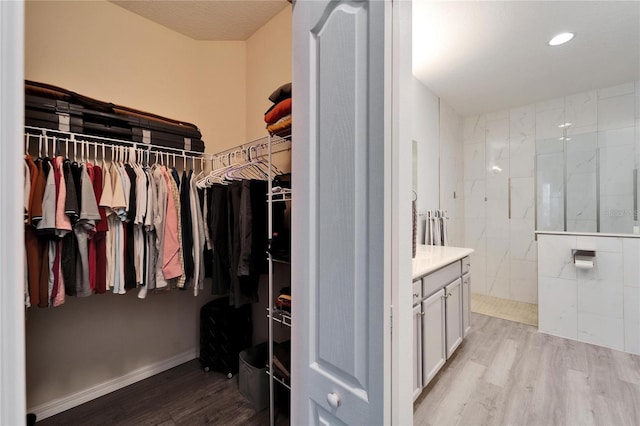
[327,392,341,409]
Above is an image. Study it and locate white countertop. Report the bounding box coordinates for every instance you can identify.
[412,245,474,279]
[535,230,640,239]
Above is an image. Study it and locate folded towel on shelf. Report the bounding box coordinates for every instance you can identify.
[268,82,292,104]
[264,98,292,124]
[266,115,291,136]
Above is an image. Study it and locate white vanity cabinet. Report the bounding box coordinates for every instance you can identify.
[421,289,446,388]
[412,247,473,401]
[445,278,463,358]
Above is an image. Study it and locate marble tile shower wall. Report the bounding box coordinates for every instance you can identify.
[439,101,464,247]
[462,81,640,305]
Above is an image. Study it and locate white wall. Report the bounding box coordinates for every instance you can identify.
[439,102,464,247]
[412,77,465,247]
[412,78,439,243]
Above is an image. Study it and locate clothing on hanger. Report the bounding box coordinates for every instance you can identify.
[22,131,284,309]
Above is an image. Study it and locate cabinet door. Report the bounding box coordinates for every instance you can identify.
[462,273,471,337]
[445,278,463,358]
[413,304,423,401]
[422,289,446,387]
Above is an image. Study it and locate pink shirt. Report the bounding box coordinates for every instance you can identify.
[161,168,182,280]
[55,156,72,235]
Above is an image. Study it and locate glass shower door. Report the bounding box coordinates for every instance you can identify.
[536,138,564,231]
[598,127,637,233]
[535,128,638,234]
[565,133,598,232]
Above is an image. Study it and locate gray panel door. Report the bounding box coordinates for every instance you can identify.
[291,0,388,424]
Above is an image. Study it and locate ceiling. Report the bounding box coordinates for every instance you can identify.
[109,1,638,116]
[413,1,640,117]
[110,0,289,41]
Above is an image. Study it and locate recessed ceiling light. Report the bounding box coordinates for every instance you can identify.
[558,122,573,128]
[549,32,574,46]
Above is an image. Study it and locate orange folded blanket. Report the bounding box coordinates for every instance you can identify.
[264,98,291,124]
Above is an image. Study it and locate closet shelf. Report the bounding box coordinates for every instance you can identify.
[270,257,291,265]
[266,370,291,390]
[270,188,292,202]
[267,308,292,327]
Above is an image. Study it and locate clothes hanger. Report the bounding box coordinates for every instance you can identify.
[254,145,282,178]
[257,143,284,177]
[37,134,43,159]
[226,147,267,181]
[52,136,58,158]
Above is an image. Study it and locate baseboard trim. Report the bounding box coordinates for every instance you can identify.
[29,349,198,421]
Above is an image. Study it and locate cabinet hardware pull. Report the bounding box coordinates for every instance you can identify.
[421,312,425,316]
[413,293,419,298]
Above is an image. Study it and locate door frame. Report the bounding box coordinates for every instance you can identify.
[388,0,413,424]
[0,1,27,424]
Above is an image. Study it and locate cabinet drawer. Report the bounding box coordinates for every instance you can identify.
[462,256,471,275]
[412,279,422,306]
[423,261,461,297]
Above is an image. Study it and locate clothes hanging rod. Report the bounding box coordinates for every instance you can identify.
[209,133,291,160]
[26,126,292,161]
[25,126,206,157]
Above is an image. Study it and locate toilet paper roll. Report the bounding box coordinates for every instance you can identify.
[575,259,594,269]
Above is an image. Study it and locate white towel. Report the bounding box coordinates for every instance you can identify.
[433,211,441,246]
[441,210,448,246]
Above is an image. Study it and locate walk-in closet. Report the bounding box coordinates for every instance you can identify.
[21,1,294,424]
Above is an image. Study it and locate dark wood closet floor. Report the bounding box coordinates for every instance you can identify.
[36,360,289,426]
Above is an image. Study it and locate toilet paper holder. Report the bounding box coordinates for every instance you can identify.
[572,249,596,264]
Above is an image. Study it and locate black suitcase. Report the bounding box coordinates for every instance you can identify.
[199,297,253,377]
[25,94,85,133]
